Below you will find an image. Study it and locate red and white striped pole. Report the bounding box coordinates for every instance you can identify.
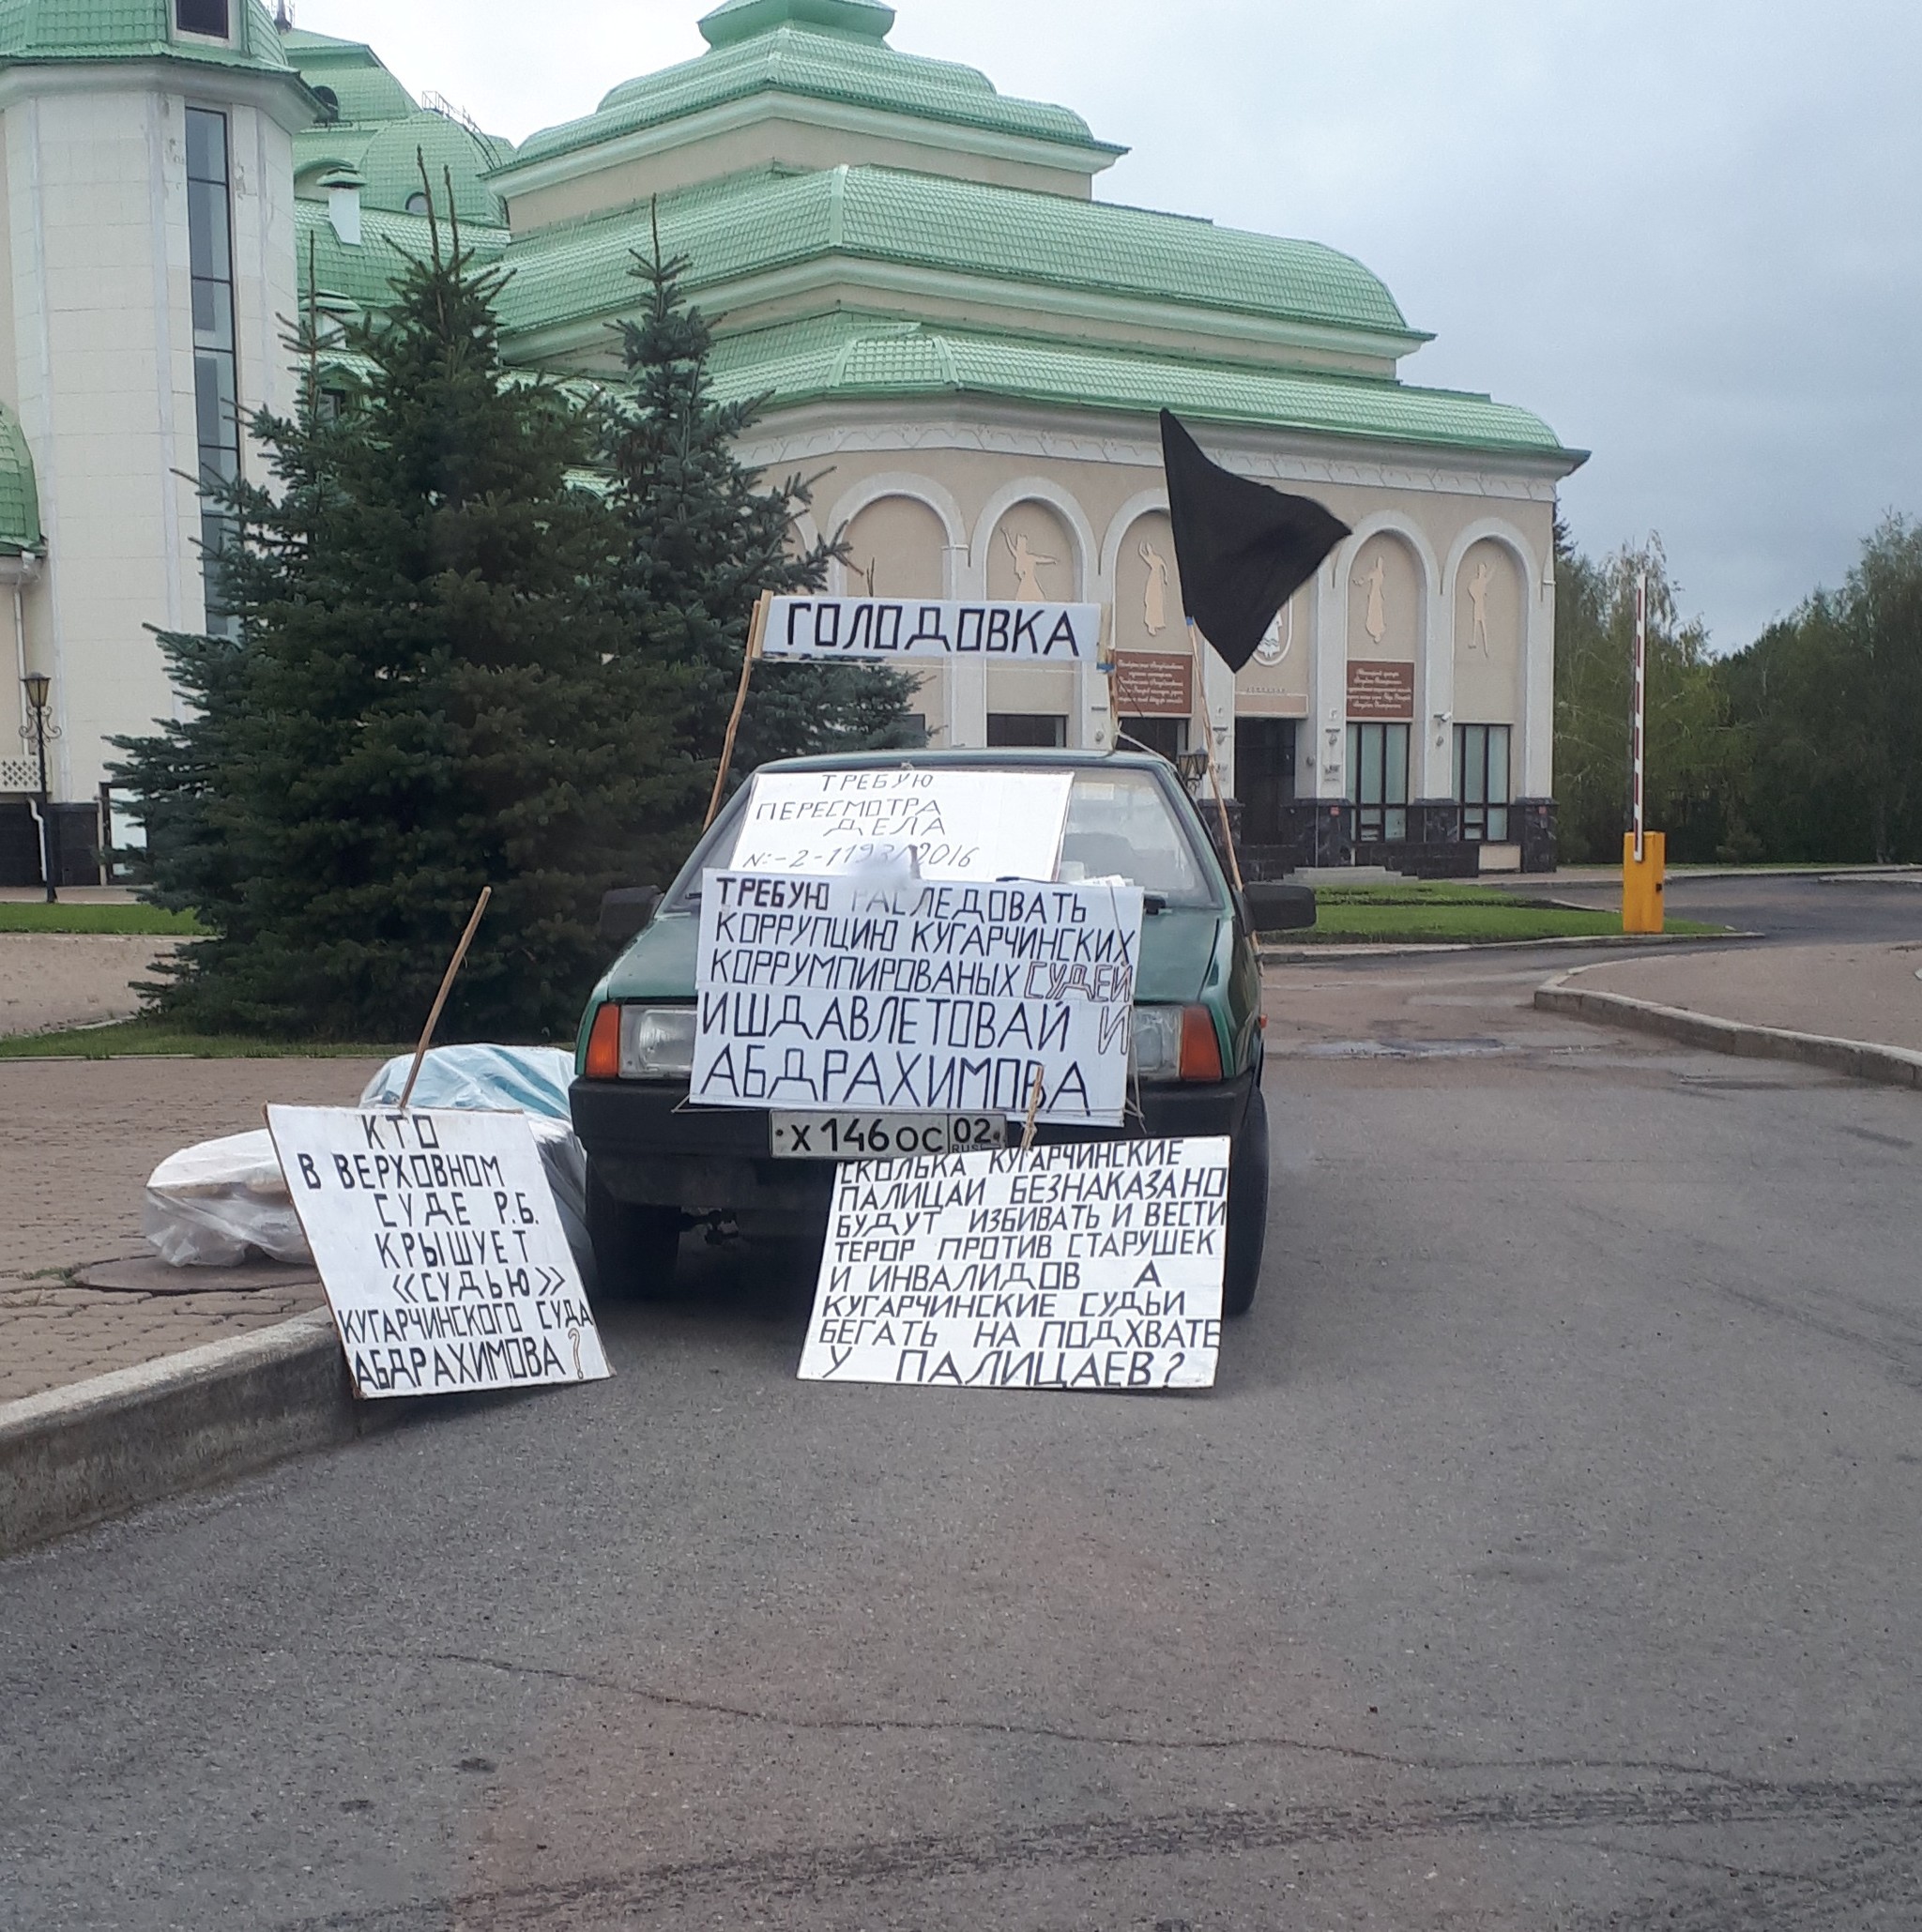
[1631,571,1647,864]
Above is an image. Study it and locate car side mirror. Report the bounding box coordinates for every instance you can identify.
[1243,880,1316,934]
[599,887,662,951]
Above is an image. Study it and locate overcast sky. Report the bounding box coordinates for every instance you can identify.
[297,0,1922,653]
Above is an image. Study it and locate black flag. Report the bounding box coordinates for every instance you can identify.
[1160,410,1350,672]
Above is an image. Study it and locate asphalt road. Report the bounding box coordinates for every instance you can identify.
[5,945,1921,1929]
[1517,869,1922,946]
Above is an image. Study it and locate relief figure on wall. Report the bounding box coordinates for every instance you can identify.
[1254,601,1291,666]
[1004,528,1059,602]
[1353,554,1388,647]
[1139,541,1171,635]
[1468,558,1493,652]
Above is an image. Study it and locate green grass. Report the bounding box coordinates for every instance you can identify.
[0,1019,405,1061]
[1269,881,1726,946]
[0,903,205,936]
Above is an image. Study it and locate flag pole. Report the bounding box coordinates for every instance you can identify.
[705,591,771,831]
[1187,619,1246,895]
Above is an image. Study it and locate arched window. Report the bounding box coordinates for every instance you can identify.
[404,191,431,217]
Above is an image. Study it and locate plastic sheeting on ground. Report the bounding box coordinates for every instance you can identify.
[143,1045,588,1271]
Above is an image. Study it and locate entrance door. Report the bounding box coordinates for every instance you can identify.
[1346,722,1409,844]
[1236,719,1297,844]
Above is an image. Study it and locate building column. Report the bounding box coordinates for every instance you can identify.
[943,540,986,748]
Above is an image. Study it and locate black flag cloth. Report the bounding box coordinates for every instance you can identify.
[1160,409,1351,672]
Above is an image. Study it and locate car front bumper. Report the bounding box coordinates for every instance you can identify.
[572,1071,1258,1238]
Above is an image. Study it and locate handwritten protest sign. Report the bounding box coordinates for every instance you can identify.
[763,598,1100,662]
[267,1105,610,1400]
[694,871,1144,1123]
[799,1139,1229,1391]
[731,768,1071,883]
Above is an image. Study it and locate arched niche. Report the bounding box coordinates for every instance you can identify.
[1115,510,1182,652]
[839,494,948,600]
[987,501,1075,604]
[1453,538,1523,723]
[1346,530,1423,662]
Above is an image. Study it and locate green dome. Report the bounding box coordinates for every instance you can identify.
[0,406,43,557]
[699,0,894,47]
[519,11,1114,174]
[0,0,297,74]
[357,111,512,225]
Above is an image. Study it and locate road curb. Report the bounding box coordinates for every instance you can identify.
[0,1309,369,1559]
[1534,965,1922,1091]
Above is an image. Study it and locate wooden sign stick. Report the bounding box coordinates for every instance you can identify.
[1186,620,1247,894]
[705,591,772,830]
[1019,1065,1047,1152]
[398,886,492,1110]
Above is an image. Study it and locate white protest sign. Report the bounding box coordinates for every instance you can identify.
[800,1138,1229,1391]
[267,1105,610,1401]
[763,598,1100,662]
[731,768,1071,884]
[694,871,1144,1124]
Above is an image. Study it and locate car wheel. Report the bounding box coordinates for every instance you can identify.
[1221,1082,1271,1318]
[586,1162,681,1301]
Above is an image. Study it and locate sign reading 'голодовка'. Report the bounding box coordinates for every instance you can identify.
[693,870,1144,1125]
[762,597,1102,661]
[799,1139,1230,1392]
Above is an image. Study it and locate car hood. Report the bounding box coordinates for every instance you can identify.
[593,905,1227,1008]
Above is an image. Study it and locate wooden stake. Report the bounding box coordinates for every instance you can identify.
[1187,620,1247,894]
[1018,1065,1046,1152]
[705,591,771,830]
[398,887,492,1110]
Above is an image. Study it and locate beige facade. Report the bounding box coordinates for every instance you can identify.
[758,408,1561,811]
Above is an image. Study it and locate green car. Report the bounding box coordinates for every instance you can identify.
[572,749,1304,1316]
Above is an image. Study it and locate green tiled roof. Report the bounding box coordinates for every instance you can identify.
[0,0,297,75]
[297,199,508,313]
[511,21,1117,173]
[0,404,42,555]
[282,26,416,123]
[700,0,894,46]
[705,312,1576,461]
[496,164,1415,346]
[354,111,513,223]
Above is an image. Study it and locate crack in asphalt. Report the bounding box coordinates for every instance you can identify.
[279,1776,1922,1930]
[358,1646,1771,1787]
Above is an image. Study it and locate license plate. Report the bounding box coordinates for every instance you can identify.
[770,1113,1008,1161]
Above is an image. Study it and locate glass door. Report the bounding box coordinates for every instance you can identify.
[1346,722,1409,843]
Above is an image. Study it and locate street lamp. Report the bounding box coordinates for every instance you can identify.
[20,672,55,904]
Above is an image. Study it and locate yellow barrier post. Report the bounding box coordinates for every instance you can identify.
[1623,830,1666,934]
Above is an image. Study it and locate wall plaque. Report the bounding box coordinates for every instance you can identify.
[1346,662,1415,721]
[1112,651,1193,718]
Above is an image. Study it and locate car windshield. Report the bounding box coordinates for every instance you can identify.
[664,766,1223,911]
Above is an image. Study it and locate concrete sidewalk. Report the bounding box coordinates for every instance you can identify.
[1569,941,1922,1054]
[0,1056,382,1403]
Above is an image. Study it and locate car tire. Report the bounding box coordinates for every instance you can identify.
[586,1163,681,1301]
[1221,1082,1271,1318]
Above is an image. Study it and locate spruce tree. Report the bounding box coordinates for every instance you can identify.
[114,190,685,1042]
[603,223,921,856]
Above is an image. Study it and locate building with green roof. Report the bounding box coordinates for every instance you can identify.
[0,0,1583,879]
[0,0,314,879]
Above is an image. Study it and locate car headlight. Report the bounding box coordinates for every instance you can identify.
[619,1004,697,1079]
[1131,1005,1225,1084]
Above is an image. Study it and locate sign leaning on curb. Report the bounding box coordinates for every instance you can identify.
[267,1106,610,1400]
[800,1138,1230,1392]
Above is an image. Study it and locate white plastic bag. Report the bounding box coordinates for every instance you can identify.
[143,1128,312,1269]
